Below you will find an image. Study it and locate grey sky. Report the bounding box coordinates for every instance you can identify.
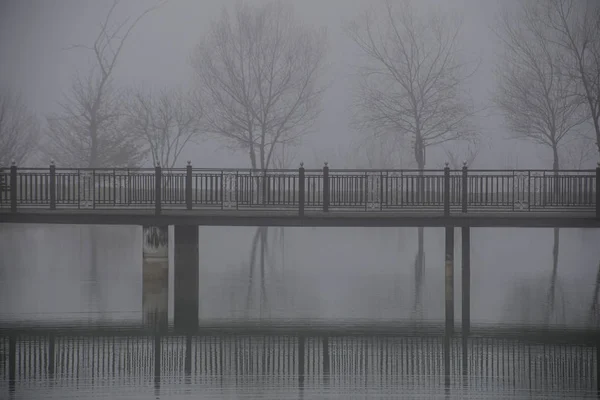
[0,0,565,169]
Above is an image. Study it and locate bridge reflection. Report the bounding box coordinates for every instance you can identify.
[1,322,598,397]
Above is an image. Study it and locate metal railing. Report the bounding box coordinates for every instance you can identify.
[1,162,598,217]
[0,322,598,396]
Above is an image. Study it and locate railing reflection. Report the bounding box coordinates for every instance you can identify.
[1,322,598,396]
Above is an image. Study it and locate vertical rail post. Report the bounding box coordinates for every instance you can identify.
[48,333,56,378]
[596,162,600,218]
[443,163,450,216]
[298,335,305,391]
[155,162,162,215]
[462,162,468,213]
[323,162,330,212]
[186,161,193,210]
[49,161,56,210]
[596,338,600,398]
[323,336,330,384]
[185,334,193,376]
[8,334,16,394]
[154,332,161,392]
[461,227,471,385]
[444,225,455,390]
[10,160,17,212]
[299,163,305,217]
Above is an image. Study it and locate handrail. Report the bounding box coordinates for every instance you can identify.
[1,164,598,217]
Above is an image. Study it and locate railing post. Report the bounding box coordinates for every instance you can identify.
[596,162,600,219]
[443,162,450,216]
[299,163,305,217]
[323,162,330,212]
[323,336,330,383]
[298,335,305,391]
[49,161,56,210]
[10,160,17,213]
[184,334,192,376]
[155,162,162,215]
[8,334,16,395]
[186,161,192,210]
[48,333,56,378]
[462,161,468,213]
[154,332,161,392]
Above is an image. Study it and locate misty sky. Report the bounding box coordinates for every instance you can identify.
[0,0,570,170]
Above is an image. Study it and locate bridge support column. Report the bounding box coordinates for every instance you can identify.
[461,227,471,383]
[444,226,455,390]
[174,225,199,332]
[142,226,169,329]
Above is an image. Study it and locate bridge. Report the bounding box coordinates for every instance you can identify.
[0,162,598,227]
[1,322,599,398]
[2,162,600,368]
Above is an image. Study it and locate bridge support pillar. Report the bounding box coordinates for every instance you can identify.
[461,227,471,383]
[142,226,169,329]
[174,225,199,332]
[444,226,455,390]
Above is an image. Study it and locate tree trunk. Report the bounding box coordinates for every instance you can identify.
[412,148,426,319]
[545,227,560,324]
[245,228,261,316]
[589,260,600,326]
[260,227,267,318]
[546,146,560,325]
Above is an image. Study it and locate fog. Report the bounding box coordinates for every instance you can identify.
[0,0,599,327]
[1,224,599,326]
[0,0,559,169]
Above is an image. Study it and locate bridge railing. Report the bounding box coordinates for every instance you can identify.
[1,323,599,395]
[1,162,598,216]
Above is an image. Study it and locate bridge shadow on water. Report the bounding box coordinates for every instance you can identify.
[0,321,599,399]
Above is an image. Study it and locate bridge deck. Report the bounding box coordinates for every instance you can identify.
[1,166,598,227]
[1,207,597,227]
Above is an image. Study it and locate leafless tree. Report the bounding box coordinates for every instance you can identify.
[191,0,327,170]
[0,90,39,166]
[192,1,326,318]
[346,0,478,318]
[351,134,411,169]
[440,141,481,169]
[536,0,600,155]
[42,0,164,323]
[494,0,589,325]
[125,87,203,168]
[45,0,164,167]
[494,1,586,172]
[346,0,478,170]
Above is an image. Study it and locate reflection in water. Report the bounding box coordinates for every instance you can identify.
[1,329,598,399]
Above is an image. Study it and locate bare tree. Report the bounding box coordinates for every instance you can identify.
[346,0,478,318]
[42,0,163,323]
[192,1,326,318]
[0,90,39,166]
[539,0,600,155]
[440,141,481,169]
[191,0,326,170]
[351,134,411,169]
[125,87,202,168]
[494,1,586,171]
[494,0,589,325]
[346,0,478,170]
[45,0,164,167]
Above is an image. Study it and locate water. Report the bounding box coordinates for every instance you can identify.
[1,224,600,397]
[1,330,598,399]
